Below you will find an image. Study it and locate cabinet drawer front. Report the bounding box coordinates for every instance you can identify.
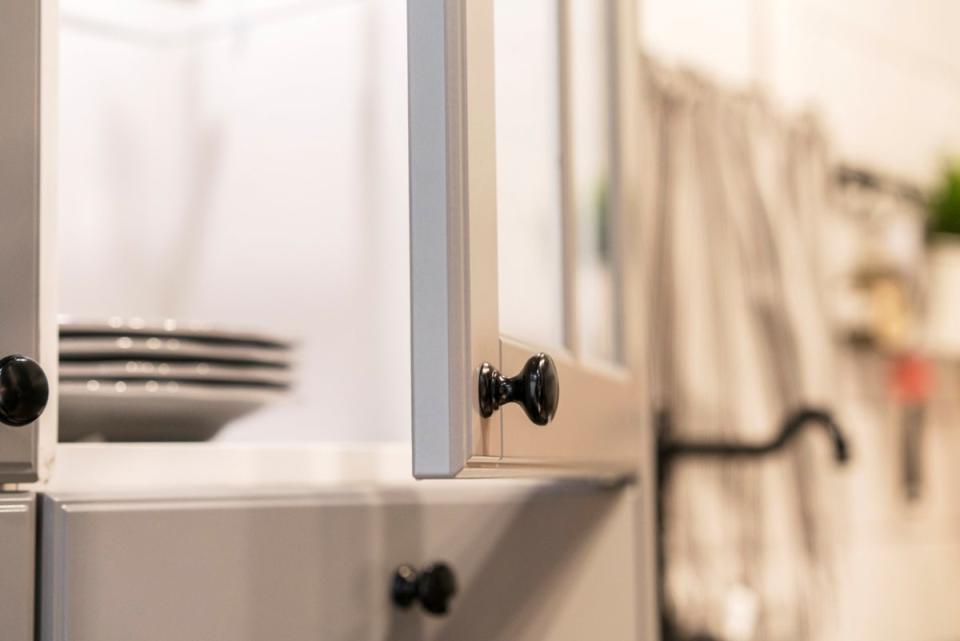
[0,494,35,641]
[40,485,640,641]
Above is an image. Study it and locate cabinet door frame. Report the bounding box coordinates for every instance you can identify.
[408,0,643,479]
[0,0,58,485]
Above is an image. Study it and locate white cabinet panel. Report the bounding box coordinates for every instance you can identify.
[39,483,642,641]
[0,493,36,641]
[0,0,57,482]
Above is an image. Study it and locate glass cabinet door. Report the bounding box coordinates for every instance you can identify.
[408,0,643,478]
[0,1,57,483]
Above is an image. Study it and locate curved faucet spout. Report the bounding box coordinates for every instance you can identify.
[659,407,850,465]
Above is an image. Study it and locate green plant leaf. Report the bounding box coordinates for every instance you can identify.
[929,160,960,238]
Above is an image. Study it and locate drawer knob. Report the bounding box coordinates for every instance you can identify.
[478,353,559,426]
[391,562,458,616]
[0,355,48,427]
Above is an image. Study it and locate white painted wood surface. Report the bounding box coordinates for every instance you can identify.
[0,0,56,483]
[408,0,645,479]
[40,482,644,641]
[408,0,501,478]
[0,493,36,641]
[37,0,60,484]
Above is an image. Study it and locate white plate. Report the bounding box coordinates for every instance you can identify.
[58,316,292,350]
[59,379,286,442]
[60,336,292,366]
[59,361,293,386]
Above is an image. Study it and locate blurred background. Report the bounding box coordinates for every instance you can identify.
[56,0,960,640]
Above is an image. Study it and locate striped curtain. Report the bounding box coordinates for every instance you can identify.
[643,62,842,641]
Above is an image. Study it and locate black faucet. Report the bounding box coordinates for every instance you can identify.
[659,407,849,466]
[656,406,850,641]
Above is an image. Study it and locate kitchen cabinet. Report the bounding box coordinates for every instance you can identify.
[0,1,658,639]
[0,0,652,482]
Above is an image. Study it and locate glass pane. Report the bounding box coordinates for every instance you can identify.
[494,0,565,348]
[58,0,413,443]
[568,0,620,363]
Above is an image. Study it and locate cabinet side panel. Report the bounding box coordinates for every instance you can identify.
[408,0,463,477]
[0,1,42,481]
[36,0,60,483]
[408,0,503,478]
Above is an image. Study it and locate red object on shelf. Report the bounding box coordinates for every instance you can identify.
[890,353,933,404]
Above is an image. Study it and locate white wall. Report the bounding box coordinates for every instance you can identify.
[641,0,960,185]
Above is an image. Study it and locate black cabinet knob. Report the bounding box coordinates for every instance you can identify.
[391,562,458,616]
[0,355,49,427]
[478,353,559,426]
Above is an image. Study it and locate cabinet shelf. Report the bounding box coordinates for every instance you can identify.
[41,441,417,494]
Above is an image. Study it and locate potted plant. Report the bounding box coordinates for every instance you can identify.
[925,161,960,355]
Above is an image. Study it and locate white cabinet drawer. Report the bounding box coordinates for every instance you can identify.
[40,483,643,641]
[0,493,35,641]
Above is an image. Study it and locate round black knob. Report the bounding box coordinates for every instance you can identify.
[391,562,458,616]
[0,355,48,427]
[478,353,559,426]
[417,562,457,615]
[391,564,419,609]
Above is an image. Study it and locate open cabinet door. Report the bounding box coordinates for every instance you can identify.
[0,0,57,484]
[408,0,643,478]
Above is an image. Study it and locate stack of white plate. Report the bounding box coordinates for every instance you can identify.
[58,317,293,442]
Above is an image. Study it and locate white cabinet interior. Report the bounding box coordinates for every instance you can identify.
[57,0,412,444]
